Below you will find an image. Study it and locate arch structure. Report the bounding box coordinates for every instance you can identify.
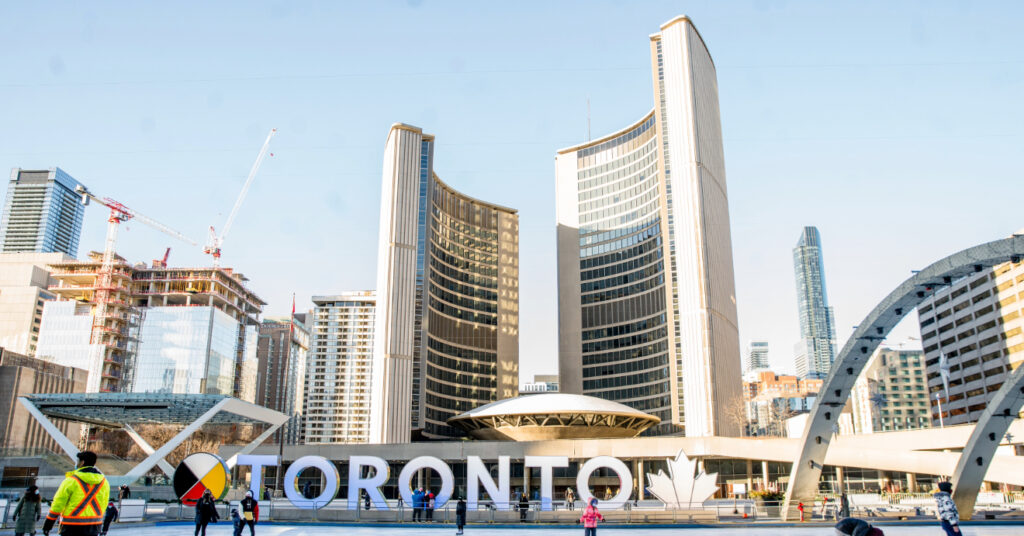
[950,362,1024,519]
[782,234,1024,521]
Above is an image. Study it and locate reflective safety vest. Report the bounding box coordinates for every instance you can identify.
[46,467,109,527]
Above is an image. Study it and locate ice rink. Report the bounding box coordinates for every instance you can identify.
[90,522,1024,535]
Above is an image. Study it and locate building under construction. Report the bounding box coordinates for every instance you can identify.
[35,252,264,398]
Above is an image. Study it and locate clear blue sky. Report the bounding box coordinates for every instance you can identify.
[2,1,1022,380]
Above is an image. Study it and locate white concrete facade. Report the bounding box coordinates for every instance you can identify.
[306,292,375,444]
[0,252,70,356]
[556,16,742,438]
[370,125,423,444]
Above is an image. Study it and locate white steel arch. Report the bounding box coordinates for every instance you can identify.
[782,234,1024,520]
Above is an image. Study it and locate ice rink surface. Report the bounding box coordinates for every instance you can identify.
[96,522,1024,535]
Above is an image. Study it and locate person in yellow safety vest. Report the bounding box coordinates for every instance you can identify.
[42,451,110,536]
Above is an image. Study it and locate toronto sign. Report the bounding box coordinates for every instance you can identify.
[177,450,717,511]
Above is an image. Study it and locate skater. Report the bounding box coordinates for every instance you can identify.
[42,450,110,536]
[834,517,884,536]
[302,480,311,499]
[412,488,424,521]
[11,485,41,536]
[363,489,371,510]
[455,496,467,535]
[518,493,529,521]
[231,509,244,536]
[100,501,118,535]
[565,487,575,511]
[934,481,961,535]
[240,490,259,536]
[194,489,219,536]
[798,501,805,522]
[580,497,604,536]
[426,491,435,521]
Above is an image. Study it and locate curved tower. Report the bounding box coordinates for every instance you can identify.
[371,124,519,443]
[556,16,742,437]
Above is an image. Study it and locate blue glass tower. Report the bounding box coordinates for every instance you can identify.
[0,168,86,257]
[793,226,836,379]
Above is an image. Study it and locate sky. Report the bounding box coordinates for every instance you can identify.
[1,1,1022,381]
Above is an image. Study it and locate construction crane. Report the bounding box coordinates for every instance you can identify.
[75,185,198,391]
[204,128,276,267]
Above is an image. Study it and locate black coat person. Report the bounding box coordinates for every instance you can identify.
[835,517,884,536]
[455,498,467,535]
[194,490,219,536]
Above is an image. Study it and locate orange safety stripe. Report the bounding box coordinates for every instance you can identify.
[69,474,106,517]
[46,511,59,521]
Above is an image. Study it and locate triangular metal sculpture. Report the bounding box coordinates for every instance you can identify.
[645,449,719,508]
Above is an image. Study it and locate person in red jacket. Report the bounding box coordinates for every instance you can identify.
[579,497,604,536]
[240,491,258,535]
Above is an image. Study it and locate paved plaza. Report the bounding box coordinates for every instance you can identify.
[75,522,1024,535]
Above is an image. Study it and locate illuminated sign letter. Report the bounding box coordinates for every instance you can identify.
[576,456,632,509]
[466,456,510,510]
[235,454,280,498]
[397,456,455,509]
[284,456,339,510]
[525,456,569,511]
[348,456,390,510]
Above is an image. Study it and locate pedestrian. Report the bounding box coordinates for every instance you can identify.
[934,481,961,535]
[519,493,529,522]
[426,491,435,521]
[262,487,270,501]
[840,493,850,518]
[412,488,424,521]
[834,517,884,536]
[194,489,219,536]
[798,501,805,522]
[302,480,311,499]
[231,509,244,536]
[240,490,259,536]
[100,501,118,536]
[565,487,575,511]
[363,489,371,510]
[120,484,131,500]
[579,497,604,536]
[455,496,467,535]
[41,450,109,536]
[12,484,41,536]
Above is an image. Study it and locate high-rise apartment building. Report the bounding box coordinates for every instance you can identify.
[256,315,310,444]
[745,341,770,374]
[849,348,931,434]
[793,226,836,379]
[918,260,1024,426]
[306,292,375,444]
[0,348,87,452]
[35,253,264,396]
[555,16,742,437]
[371,123,519,443]
[1,168,86,257]
[0,252,73,356]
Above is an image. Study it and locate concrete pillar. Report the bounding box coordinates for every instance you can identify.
[522,462,531,498]
[416,468,424,489]
[836,467,846,495]
[762,461,770,491]
[746,459,754,494]
[877,471,886,492]
[907,472,917,493]
[633,459,645,500]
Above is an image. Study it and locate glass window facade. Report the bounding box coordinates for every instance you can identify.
[131,306,240,396]
[0,168,85,257]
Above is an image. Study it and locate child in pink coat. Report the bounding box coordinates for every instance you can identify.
[579,497,604,535]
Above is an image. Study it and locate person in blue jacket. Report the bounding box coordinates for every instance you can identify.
[411,488,424,521]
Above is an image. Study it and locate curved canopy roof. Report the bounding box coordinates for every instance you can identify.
[24,393,287,428]
[454,393,657,420]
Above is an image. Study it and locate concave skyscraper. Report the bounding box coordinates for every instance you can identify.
[555,16,742,437]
